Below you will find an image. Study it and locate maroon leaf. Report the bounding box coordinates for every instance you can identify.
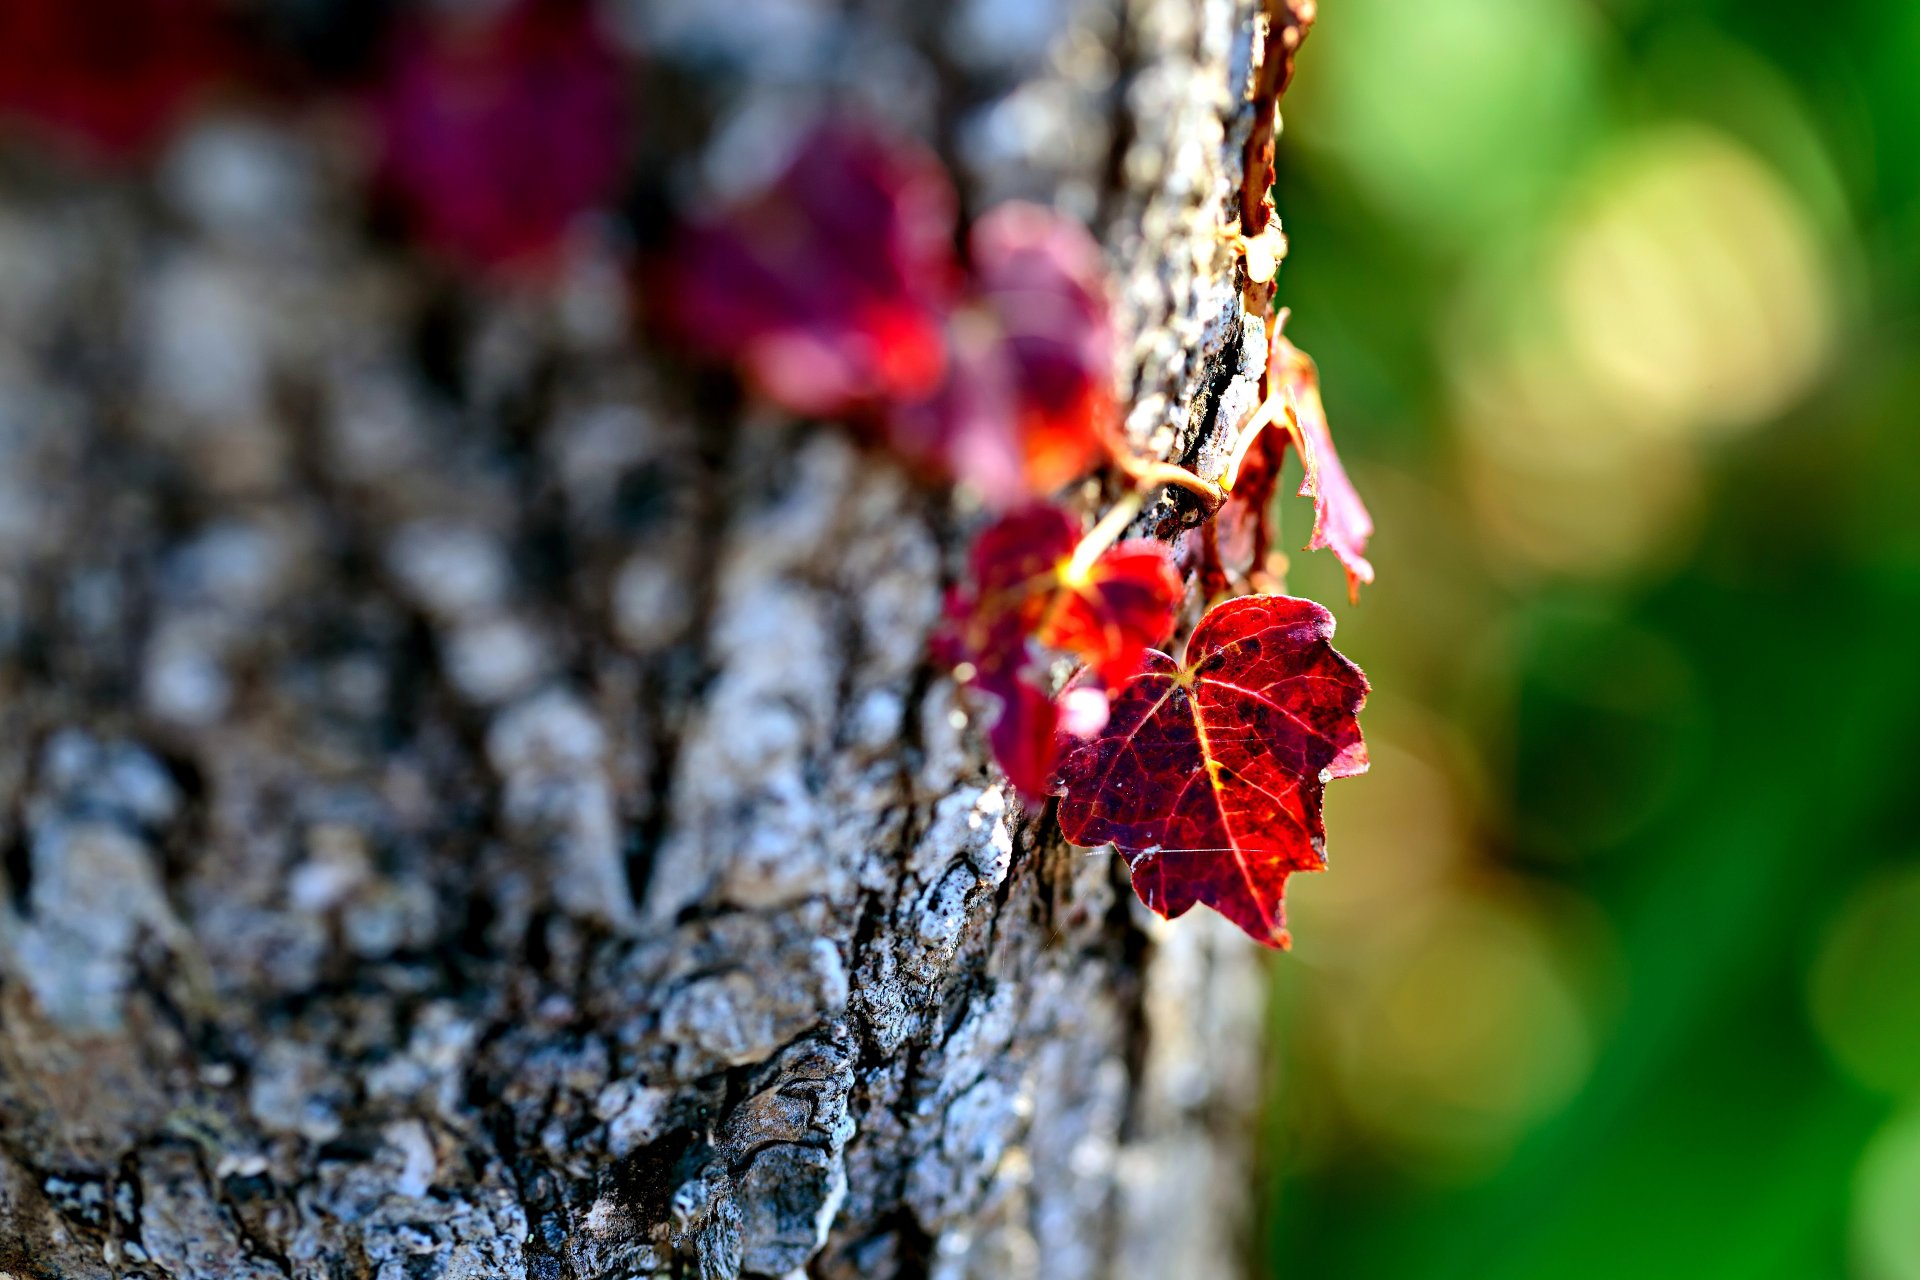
[1053,594,1368,947]
[983,673,1061,802]
[888,202,1114,500]
[0,0,236,159]
[376,0,630,273]
[657,123,959,417]
[938,504,1182,800]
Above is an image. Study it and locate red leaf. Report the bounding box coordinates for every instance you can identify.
[936,504,1075,684]
[0,0,236,160]
[376,0,630,273]
[1052,594,1368,948]
[941,505,1180,687]
[983,674,1060,802]
[888,202,1114,501]
[1213,425,1283,592]
[939,504,1182,799]
[661,132,1114,499]
[658,124,959,417]
[1272,331,1374,601]
[1035,541,1185,687]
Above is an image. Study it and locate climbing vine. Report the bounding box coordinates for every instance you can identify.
[660,8,1373,949]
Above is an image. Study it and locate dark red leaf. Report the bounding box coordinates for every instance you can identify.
[0,0,235,159]
[376,0,630,273]
[1052,594,1368,947]
[938,504,1182,799]
[1034,541,1185,687]
[658,123,959,417]
[941,505,1180,687]
[888,201,1114,500]
[983,673,1060,802]
[1213,424,1283,592]
[1272,331,1374,601]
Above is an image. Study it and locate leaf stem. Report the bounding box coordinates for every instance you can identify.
[1065,488,1147,583]
[1067,459,1229,582]
[1114,456,1226,508]
[1221,397,1279,493]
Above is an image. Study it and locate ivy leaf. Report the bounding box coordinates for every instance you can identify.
[889,202,1115,501]
[1272,330,1375,601]
[982,674,1062,802]
[1035,540,1186,687]
[1210,328,1374,600]
[941,505,1181,689]
[0,0,236,159]
[658,123,959,418]
[939,504,1182,799]
[663,142,1114,500]
[375,0,631,274]
[1052,594,1368,947]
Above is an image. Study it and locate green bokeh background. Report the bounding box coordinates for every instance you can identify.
[1260,1,1920,1276]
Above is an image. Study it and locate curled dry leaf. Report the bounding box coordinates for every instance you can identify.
[1240,0,1316,235]
[375,0,631,273]
[1052,594,1368,947]
[1272,330,1374,601]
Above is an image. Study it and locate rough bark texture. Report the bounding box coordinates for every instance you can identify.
[0,0,1279,1275]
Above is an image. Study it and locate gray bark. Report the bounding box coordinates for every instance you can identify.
[0,0,1280,1275]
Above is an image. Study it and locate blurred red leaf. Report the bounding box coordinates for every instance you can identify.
[1034,541,1184,686]
[938,504,1080,678]
[1053,594,1368,947]
[983,674,1061,802]
[889,202,1115,500]
[939,504,1182,799]
[377,0,630,272]
[942,505,1181,687]
[0,0,236,159]
[1272,330,1374,601]
[661,134,1114,499]
[658,123,959,417]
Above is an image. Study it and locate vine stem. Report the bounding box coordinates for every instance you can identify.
[1220,395,1290,492]
[1113,456,1226,507]
[1066,460,1227,583]
[1064,488,1148,583]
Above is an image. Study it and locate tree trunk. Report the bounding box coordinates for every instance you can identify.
[0,0,1284,1275]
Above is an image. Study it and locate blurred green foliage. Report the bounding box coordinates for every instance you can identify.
[1259,1,1920,1276]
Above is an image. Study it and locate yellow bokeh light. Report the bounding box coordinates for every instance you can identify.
[1853,1104,1920,1280]
[1553,125,1836,440]
[1449,124,1836,577]
[1319,888,1602,1178]
[1809,866,1920,1096]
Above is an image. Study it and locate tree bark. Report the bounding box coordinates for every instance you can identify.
[0,0,1282,1275]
